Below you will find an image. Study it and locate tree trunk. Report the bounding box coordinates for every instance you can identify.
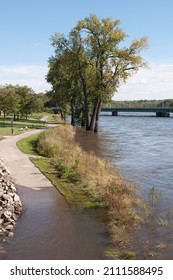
[70,98,75,126]
[80,73,90,130]
[89,98,99,131]
[84,95,90,130]
[94,100,102,132]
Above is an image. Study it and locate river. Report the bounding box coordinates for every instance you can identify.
[98,113,173,207]
[75,112,173,259]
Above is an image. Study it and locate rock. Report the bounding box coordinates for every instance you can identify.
[13,194,21,203]
[10,186,16,192]
[5,225,13,231]
[2,194,11,201]
[0,158,22,240]
[6,203,14,210]
[2,239,8,243]
[12,214,18,221]
[8,232,14,237]
[3,210,12,219]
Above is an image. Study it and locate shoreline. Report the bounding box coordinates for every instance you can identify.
[0,127,107,260]
[17,125,143,259]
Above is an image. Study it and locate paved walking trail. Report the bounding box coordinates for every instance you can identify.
[0,126,56,190]
[0,125,60,258]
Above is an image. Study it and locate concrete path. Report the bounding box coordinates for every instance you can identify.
[0,126,56,190]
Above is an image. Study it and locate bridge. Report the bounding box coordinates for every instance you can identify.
[101,107,173,117]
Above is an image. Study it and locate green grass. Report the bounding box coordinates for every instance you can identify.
[17,134,39,155]
[31,112,63,123]
[0,116,46,136]
[17,132,99,207]
[31,157,98,207]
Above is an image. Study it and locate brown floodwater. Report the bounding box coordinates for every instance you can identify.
[76,115,173,260]
[0,128,110,260]
[1,181,109,260]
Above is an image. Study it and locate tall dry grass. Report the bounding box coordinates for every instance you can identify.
[36,124,143,258]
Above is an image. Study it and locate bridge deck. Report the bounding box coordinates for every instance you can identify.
[101,108,173,113]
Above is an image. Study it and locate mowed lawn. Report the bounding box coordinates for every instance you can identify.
[0,116,46,136]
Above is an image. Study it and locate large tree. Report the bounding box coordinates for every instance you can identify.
[48,14,148,131]
[47,51,84,124]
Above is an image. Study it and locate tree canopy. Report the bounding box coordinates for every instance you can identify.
[0,84,44,119]
[47,14,148,131]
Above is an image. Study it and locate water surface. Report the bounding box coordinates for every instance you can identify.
[76,113,173,259]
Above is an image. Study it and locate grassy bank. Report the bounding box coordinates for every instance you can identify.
[17,133,39,155]
[17,124,144,259]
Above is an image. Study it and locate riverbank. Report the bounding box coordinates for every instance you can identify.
[17,124,144,259]
[0,127,108,259]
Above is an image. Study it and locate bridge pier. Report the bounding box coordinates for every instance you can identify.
[112,111,118,116]
[156,112,170,117]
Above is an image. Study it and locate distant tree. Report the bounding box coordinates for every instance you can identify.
[0,84,48,120]
[0,84,20,120]
[160,99,173,108]
[36,92,49,111]
[15,85,36,119]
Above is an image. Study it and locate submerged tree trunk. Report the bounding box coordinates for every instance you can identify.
[89,98,100,131]
[94,100,102,132]
[80,73,90,130]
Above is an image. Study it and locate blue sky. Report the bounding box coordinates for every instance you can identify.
[0,0,173,100]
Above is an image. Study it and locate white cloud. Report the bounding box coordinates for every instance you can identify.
[1,63,173,100]
[114,63,173,100]
[0,65,51,92]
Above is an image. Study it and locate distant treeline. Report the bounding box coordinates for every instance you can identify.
[108,99,173,108]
